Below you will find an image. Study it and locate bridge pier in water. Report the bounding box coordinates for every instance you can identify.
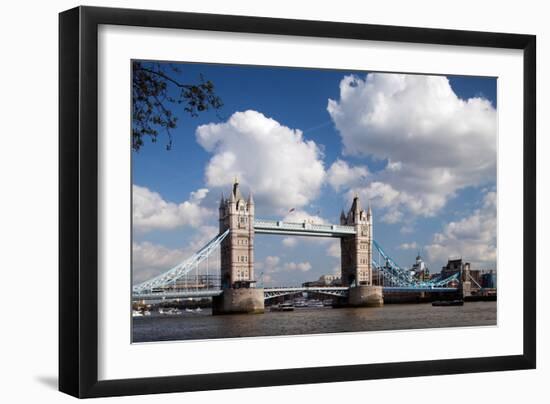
[212,288,265,314]
[347,285,384,307]
[340,195,384,307]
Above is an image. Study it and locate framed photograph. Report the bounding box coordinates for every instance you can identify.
[59,6,536,398]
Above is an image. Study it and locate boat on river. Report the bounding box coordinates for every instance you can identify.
[159,307,182,315]
[270,302,294,312]
[185,307,203,313]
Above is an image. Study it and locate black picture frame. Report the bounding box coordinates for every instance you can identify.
[59,5,536,398]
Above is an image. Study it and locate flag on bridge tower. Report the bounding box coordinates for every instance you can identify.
[288,208,295,213]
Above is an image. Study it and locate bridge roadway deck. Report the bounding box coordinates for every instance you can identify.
[132,286,458,301]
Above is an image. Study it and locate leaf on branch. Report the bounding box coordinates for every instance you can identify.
[131,61,223,152]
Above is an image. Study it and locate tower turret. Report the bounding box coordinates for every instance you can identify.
[219,178,255,289]
[340,194,372,287]
[340,209,346,224]
[232,177,243,201]
[351,194,362,213]
[213,179,264,315]
[247,192,255,216]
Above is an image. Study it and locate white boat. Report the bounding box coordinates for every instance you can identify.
[270,302,294,312]
[159,308,181,315]
[308,299,324,308]
[132,310,143,317]
[294,298,308,308]
[184,307,203,313]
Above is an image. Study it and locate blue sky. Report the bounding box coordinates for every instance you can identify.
[132,62,497,286]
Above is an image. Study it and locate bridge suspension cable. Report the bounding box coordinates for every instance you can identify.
[133,229,229,294]
[372,240,461,288]
[133,227,460,297]
[373,240,416,287]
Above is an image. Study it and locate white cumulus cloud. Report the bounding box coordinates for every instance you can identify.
[327,240,341,258]
[132,241,188,283]
[279,210,340,259]
[196,110,325,213]
[399,242,418,250]
[328,73,497,219]
[256,256,313,286]
[425,191,496,269]
[132,225,219,284]
[327,159,369,191]
[281,237,298,248]
[263,255,281,271]
[283,261,312,272]
[133,185,211,232]
[283,209,325,224]
[257,255,312,274]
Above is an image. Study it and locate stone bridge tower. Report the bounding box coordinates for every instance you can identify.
[219,179,255,288]
[340,195,373,287]
[214,179,264,315]
[340,195,383,307]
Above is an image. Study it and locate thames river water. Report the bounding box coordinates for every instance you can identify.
[132,301,496,343]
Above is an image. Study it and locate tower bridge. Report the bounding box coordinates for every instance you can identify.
[133,180,462,314]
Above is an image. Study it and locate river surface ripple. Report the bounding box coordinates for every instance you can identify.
[132,301,496,342]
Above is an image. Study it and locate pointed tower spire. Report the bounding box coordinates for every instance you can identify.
[247,191,254,204]
[219,192,225,208]
[232,176,243,201]
[350,193,362,213]
[340,208,346,223]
